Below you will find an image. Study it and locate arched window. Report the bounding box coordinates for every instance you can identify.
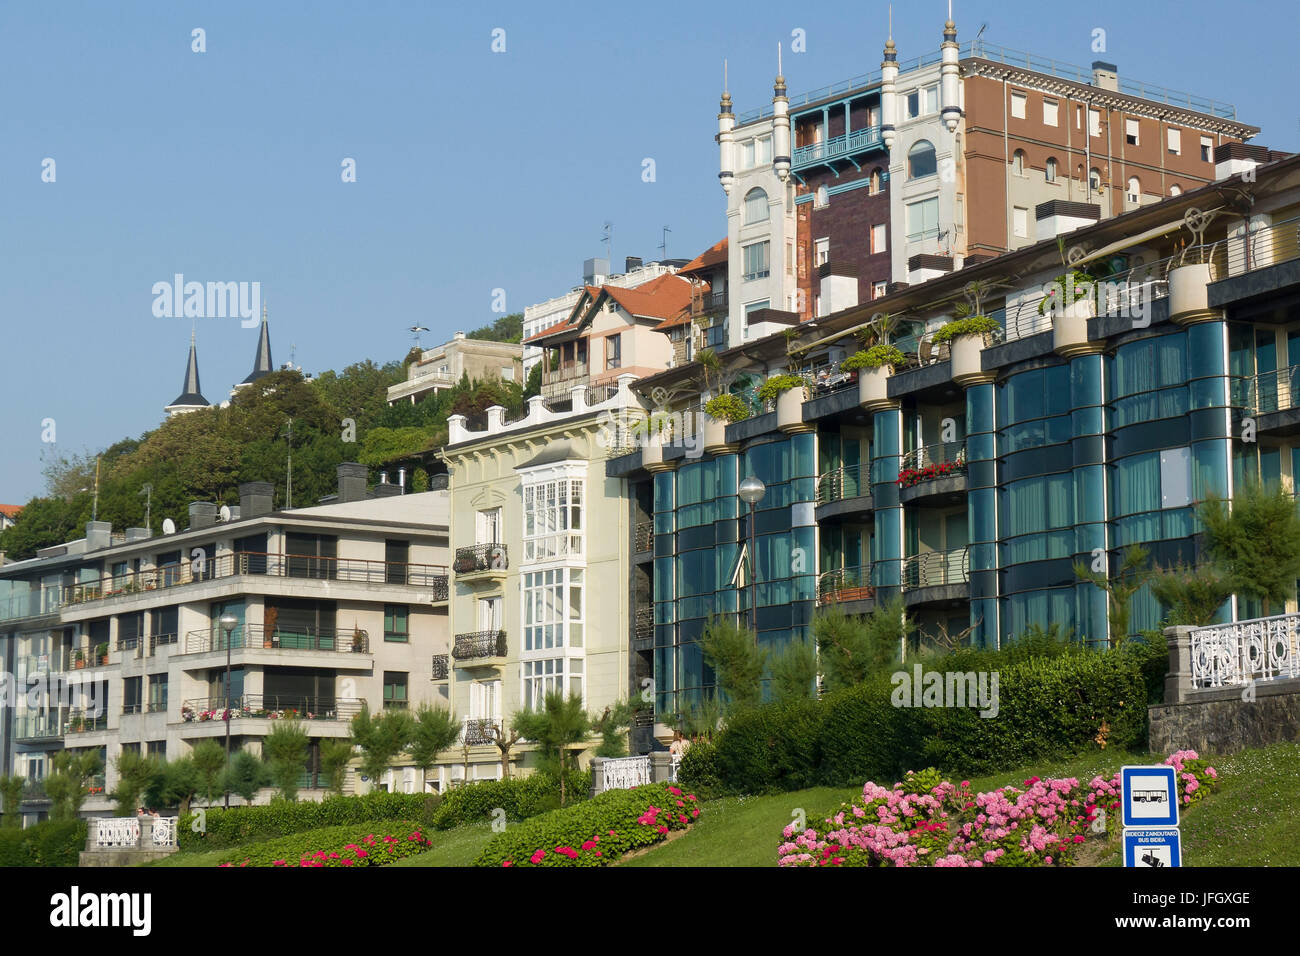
[1011,149,1026,176]
[814,184,829,208]
[908,140,937,179]
[1127,176,1141,202]
[744,188,769,224]
[869,167,882,195]
[1089,168,1101,192]
[1045,157,1058,183]
[1170,184,1182,197]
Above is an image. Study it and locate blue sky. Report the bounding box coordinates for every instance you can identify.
[0,0,1292,502]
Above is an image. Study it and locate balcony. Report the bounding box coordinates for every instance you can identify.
[634,606,653,652]
[816,463,872,521]
[462,717,499,747]
[792,126,883,172]
[898,442,968,504]
[1238,365,1300,429]
[13,715,64,742]
[179,695,362,726]
[634,519,653,555]
[20,650,68,674]
[453,544,509,584]
[817,566,876,610]
[902,548,970,607]
[0,587,67,625]
[180,624,371,656]
[63,551,449,608]
[431,654,449,680]
[689,290,729,318]
[453,630,507,666]
[65,710,110,735]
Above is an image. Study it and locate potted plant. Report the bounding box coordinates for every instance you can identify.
[351,631,367,653]
[932,288,1003,385]
[74,649,85,670]
[843,344,906,409]
[757,374,808,433]
[1168,211,1222,323]
[96,642,109,665]
[701,393,748,452]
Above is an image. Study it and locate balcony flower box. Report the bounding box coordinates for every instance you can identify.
[896,457,967,489]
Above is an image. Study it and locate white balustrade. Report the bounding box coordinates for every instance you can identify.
[152,817,178,847]
[1190,614,1300,688]
[94,818,140,848]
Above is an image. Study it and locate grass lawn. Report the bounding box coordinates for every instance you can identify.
[389,824,496,867]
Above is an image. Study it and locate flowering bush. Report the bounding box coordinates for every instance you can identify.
[896,458,966,488]
[475,782,699,867]
[778,754,1218,867]
[212,821,432,867]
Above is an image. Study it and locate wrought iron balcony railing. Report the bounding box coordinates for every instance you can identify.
[453,544,509,574]
[634,519,654,552]
[462,717,499,746]
[181,624,370,655]
[431,654,449,680]
[902,548,970,590]
[453,630,507,661]
[898,441,967,487]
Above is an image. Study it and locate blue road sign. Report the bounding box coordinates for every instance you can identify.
[1124,827,1182,868]
[1121,765,1180,828]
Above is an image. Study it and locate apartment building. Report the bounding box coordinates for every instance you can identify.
[657,239,730,365]
[609,142,1300,721]
[0,466,451,820]
[438,376,647,781]
[717,18,1258,327]
[387,332,523,406]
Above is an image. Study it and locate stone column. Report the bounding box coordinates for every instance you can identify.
[137,814,154,849]
[650,752,673,784]
[1164,626,1194,704]
[589,757,605,798]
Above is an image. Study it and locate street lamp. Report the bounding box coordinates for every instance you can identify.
[737,476,767,635]
[218,613,238,809]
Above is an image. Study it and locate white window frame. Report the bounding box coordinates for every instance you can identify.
[522,478,584,561]
[906,197,939,242]
[1010,91,1026,120]
[1125,117,1140,146]
[871,223,887,255]
[1167,127,1181,155]
[476,508,502,546]
[814,237,830,267]
[1089,109,1101,138]
[742,241,770,281]
[1013,206,1029,238]
[1042,98,1058,127]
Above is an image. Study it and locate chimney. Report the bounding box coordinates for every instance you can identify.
[85,521,112,551]
[337,462,368,503]
[370,483,402,498]
[625,256,642,273]
[238,482,274,518]
[1091,61,1118,92]
[125,528,152,542]
[816,262,859,315]
[453,331,465,341]
[1035,200,1102,241]
[1215,141,1268,181]
[397,467,407,492]
[188,502,218,531]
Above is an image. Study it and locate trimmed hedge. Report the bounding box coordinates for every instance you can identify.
[179,792,438,850]
[430,770,590,830]
[210,820,432,868]
[709,647,1150,793]
[474,782,699,867]
[0,820,87,867]
[675,740,722,798]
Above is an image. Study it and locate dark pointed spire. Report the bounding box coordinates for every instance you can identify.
[166,329,210,414]
[242,302,274,384]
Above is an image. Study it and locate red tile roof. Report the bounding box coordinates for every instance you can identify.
[677,238,727,277]
[526,276,693,343]
[0,504,23,519]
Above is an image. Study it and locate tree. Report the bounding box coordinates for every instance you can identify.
[223,751,268,803]
[466,312,524,343]
[1199,482,1300,616]
[0,776,24,828]
[319,740,355,795]
[191,740,226,807]
[770,638,818,703]
[148,757,201,815]
[513,692,590,806]
[407,704,461,787]
[1149,562,1234,626]
[1074,544,1151,647]
[523,361,542,399]
[589,700,635,758]
[262,720,310,801]
[700,615,767,712]
[484,719,525,780]
[814,597,908,693]
[110,750,159,816]
[46,750,103,820]
[349,705,415,791]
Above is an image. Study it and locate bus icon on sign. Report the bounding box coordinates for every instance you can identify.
[1121,766,1180,828]
[1132,789,1167,804]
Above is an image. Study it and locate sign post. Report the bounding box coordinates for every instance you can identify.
[1120,765,1181,867]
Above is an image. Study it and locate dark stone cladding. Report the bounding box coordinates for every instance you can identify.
[815,494,874,523]
[1149,679,1300,756]
[606,450,643,478]
[887,361,951,398]
[903,582,969,608]
[803,386,860,422]
[1208,260,1300,311]
[898,474,967,504]
[726,411,778,443]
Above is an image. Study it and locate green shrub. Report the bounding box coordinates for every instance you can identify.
[704,394,750,424]
[841,345,906,371]
[1125,631,1170,706]
[930,315,1001,345]
[430,770,589,830]
[756,374,805,404]
[179,791,431,850]
[675,740,722,798]
[711,697,824,794]
[817,675,924,786]
[209,820,432,868]
[474,782,699,867]
[0,820,87,866]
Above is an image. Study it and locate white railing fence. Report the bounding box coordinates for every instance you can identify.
[1190,614,1300,688]
[90,816,178,850]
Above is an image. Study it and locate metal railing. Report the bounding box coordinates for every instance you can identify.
[180,695,362,722]
[902,547,970,590]
[13,715,64,741]
[453,544,509,574]
[431,654,449,680]
[817,566,875,606]
[899,441,967,485]
[64,551,449,606]
[634,606,653,649]
[792,126,883,170]
[634,519,654,552]
[65,711,110,734]
[453,630,507,661]
[462,717,499,746]
[1239,365,1300,415]
[817,463,868,504]
[181,624,371,655]
[690,290,729,316]
[1190,613,1300,689]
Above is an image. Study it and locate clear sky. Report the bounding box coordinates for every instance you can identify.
[1,0,1292,502]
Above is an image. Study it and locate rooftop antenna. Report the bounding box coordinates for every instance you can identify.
[289,343,298,370]
[91,455,101,522]
[602,222,613,265]
[974,22,987,55]
[139,483,153,532]
[408,325,429,350]
[282,417,294,509]
[659,226,671,260]
[723,58,728,93]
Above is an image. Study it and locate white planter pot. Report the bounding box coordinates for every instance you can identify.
[642,434,665,469]
[776,387,808,433]
[701,415,731,453]
[858,365,892,409]
[1052,297,1097,357]
[949,334,988,385]
[1168,263,1214,321]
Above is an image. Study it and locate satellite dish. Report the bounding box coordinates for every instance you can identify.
[219,505,232,522]
[162,518,176,535]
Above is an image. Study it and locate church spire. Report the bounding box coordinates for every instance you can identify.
[242,301,274,384]
[165,328,210,415]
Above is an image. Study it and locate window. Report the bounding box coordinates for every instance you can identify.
[478,595,501,631]
[124,676,142,714]
[905,89,920,119]
[384,604,409,643]
[1089,109,1101,138]
[814,237,829,266]
[469,680,500,720]
[908,140,937,179]
[873,281,888,299]
[476,507,502,545]
[1200,135,1213,162]
[1089,168,1101,192]
[744,300,770,327]
[1167,127,1181,155]
[1045,156,1058,183]
[814,184,828,208]
[786,241,793,276]
[523,568,583,651]
[741,139,755,169]
[871,223,887,254]
[924,85,939,115]
[756,136,772,164]
[148,675,168,713]
[383,672,408,709]
[523,657,583,709]
[1127,176,1141,203]
[744,187,769,224]
[906,197,939,241]
[1076,105,1083,130]
[1013,206,1029,238]
[1125,118,1140,146]
[742,241,770,281]
[1011,149,1026,176]
[500,365,513,379]
[522,478,584,560]
[1043,98,1058,126]
[605,333,621,369]
[1010,91,1026,119]
[869,167,882,194]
